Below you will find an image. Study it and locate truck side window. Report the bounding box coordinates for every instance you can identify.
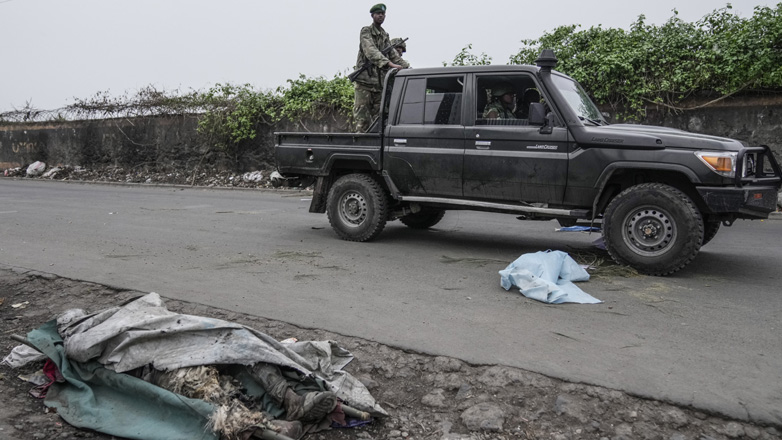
[475,74,543,126]
[399,76,463,125]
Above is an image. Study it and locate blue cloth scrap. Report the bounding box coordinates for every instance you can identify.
[499,250,602,304]
[555,225,601,232]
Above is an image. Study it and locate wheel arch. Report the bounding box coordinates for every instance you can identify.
[592,164,706,217]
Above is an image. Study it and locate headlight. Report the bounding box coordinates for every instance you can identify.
[695,151,737,178]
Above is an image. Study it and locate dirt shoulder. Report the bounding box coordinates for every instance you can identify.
[1,266,780,440]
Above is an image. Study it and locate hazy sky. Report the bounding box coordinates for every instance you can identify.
[0,0,769,112]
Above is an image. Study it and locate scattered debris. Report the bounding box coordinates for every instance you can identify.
[26,161,46,177]
[243,171,264,183]
[42,167,62,179]
[2,164,304,190]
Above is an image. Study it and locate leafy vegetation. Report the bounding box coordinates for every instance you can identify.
[445,44,493,66]
[1,75,354,154]
[509,4,782,118]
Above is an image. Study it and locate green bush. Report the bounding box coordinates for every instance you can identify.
[509,4,782,118]
[194,83,280,152]
[278,74,354,122]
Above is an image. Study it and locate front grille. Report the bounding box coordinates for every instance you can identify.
[736,146,782,187]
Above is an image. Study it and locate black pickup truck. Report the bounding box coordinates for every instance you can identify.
[274,50,782,276]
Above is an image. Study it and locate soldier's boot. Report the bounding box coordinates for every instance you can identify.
[252,363,337,423]
[282,388,337,423]
[252,363,290,404]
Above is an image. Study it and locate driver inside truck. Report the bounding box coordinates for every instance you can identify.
[482,83,517,119]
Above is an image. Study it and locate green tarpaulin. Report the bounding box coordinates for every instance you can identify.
[27,320,219,440]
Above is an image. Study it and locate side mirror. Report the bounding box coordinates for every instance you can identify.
[528,102,546,125]
[540,112,555,135]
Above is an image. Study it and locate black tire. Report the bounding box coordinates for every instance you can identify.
[326,174,389,242]
[702,219,721,246]
[399,208,445,229]
[603,183,703,276]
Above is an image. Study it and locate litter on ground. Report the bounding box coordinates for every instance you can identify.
[499,250,602,304]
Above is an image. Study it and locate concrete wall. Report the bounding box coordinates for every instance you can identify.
[0,115,276,172]
[1,96,779,171]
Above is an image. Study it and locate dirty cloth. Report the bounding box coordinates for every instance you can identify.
[55,292,385,416]
[499,250,602,304]
[27,320,219,440]
[2,344,46,368]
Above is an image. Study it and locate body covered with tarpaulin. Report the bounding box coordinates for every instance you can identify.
[25,293,385,440]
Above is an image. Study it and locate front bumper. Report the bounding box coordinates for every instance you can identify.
[697,186,780,218]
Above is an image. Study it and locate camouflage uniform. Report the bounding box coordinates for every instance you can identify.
[353,24,409,132]
[482,100,517,119]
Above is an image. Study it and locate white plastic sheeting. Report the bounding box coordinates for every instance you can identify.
[26,161,46,176]
[1,344,46,368]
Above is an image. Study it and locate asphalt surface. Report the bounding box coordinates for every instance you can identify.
[1,179,781,426]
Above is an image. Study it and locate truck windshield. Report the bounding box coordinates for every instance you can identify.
[551,74,606,125]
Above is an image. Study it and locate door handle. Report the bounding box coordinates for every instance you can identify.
[394,138,407,145]
[475,141,491,149]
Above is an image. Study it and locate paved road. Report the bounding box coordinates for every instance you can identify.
[2,179,781,425]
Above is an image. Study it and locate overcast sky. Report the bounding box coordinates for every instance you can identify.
[0,0,769,112]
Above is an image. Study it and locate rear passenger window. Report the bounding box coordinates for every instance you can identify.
[399,76,463,125]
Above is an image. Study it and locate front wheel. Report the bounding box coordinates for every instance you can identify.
[326,174,389,242]
[603,183,703,276]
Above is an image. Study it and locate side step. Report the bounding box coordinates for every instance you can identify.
[399,196,589,218]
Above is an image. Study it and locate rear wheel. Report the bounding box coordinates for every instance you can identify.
[326,174,389,242]
[603,183,703,276]
[400,208,445,229]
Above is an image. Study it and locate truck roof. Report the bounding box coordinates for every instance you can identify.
[395,64,548,77]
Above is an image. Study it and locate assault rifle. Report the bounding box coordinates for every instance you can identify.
[348,37,408,82]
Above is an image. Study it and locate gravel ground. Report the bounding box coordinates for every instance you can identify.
[2,267,781,440]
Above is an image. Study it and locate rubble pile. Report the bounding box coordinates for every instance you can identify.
[2,162,307,189]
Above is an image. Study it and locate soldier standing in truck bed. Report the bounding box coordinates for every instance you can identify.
[353,3,410,132]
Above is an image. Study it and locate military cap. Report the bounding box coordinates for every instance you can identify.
[369,3,386,13]
[491,83,516,97]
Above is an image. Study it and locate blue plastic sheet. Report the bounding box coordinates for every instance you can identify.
[555,225,601,232]
[499,250,602,304]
